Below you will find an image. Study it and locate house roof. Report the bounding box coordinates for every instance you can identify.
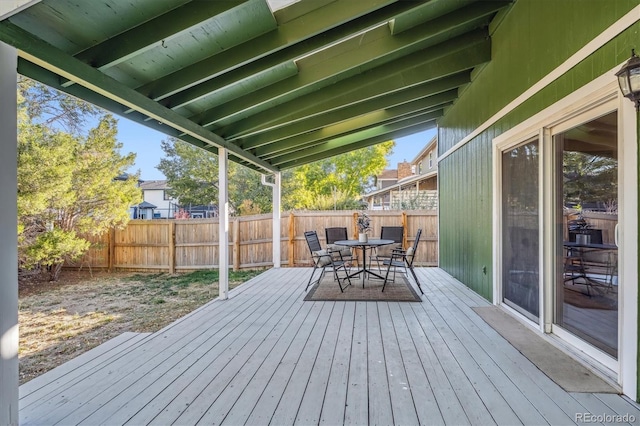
[411,134,438,164]
[365,169,437,198]
[0,0,511,173]
[378,169,398,181]
[139,180,170,190]
[136,201,157,209]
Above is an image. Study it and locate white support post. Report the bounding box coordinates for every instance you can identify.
[218,148,229,300]
[0,41,19,426]
[272,171,281,269]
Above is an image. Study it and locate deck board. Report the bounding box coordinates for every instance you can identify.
[19,331,150,404]
[319,302,355,425]
[423,268,595,422]
[344,302,369,425]
[295,302,345,425]
[19,267,640,425]
[76,270,300,425]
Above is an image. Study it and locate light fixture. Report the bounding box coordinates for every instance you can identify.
[615,49,640,110]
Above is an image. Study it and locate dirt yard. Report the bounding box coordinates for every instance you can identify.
[18,269,262,385]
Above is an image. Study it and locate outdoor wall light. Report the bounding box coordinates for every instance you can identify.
[616,49,640,110]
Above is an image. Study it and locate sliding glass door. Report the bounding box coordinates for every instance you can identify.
[502,139,539,320]
[554,111,619,358]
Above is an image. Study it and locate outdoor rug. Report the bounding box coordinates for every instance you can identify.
[304,272,422,302]
[473,306,618,393]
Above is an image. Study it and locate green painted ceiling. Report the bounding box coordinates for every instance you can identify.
[0,0,511,172]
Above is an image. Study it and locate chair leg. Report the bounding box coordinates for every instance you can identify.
[408,266,423,294]
[336,264,352,292]
[381,261,394,292]
[333,266,346,292]
[305,265,320,291]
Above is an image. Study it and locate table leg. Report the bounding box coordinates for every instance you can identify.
[358,246,364,288]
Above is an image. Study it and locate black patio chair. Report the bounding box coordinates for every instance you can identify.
[382,228,423,294]
[325,227,355,266]
[304,230,351,292]
[370,226,404,273]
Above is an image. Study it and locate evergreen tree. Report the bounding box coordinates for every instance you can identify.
[17,79,142,280]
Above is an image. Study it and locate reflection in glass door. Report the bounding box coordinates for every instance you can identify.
[502,139,539,320]
[554,111,618,358]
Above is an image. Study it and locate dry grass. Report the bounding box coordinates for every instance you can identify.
[18,269,263,384]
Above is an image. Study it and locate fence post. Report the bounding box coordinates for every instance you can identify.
[288,212,295,266]
[352,211,359,239]
[108,228,115,272]
[233,218,240,271]
[402,211,408,249]
[168,221,175,274]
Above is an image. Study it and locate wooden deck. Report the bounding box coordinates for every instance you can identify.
[19,267,640,425]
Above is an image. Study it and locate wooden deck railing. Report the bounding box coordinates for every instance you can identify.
[68,209,438,272]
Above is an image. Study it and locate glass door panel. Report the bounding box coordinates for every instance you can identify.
[554,111,619,358]
[502,139,539,320]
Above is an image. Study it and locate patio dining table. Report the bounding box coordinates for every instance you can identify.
[334,239,394,288]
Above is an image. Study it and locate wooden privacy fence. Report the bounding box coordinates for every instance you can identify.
[70,210,438,272]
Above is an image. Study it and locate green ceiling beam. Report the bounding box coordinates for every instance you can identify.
[17,59,259,171]
[215,31,489,138]
[237,76,466,148]
[17,63,261,171]
[390,0,475,34]
[252,93,453,157]
[170,0,492,113]
[17,58,185,139]
[168,61,299,112]
[190,10,493,128]
[158,0,425,109]
[137,0,401,101]
[269,112,441,166]
[0,21,276,173]
[70,1,248,72]
[277,121,438,169]
[259,108,444,161]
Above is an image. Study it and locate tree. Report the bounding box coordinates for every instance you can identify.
[284,142,393,210]
[563,151,617,210]
[157,138,219,206]
[157,138,273,214]
[18,80,142,280]
[159,138,394,213]
[18,77,100,134]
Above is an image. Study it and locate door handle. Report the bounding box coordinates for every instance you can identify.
[614,223,619,247]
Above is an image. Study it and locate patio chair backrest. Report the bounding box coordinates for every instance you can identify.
[325,227,348,244]
[304,230,323,253]
[380,226,404,244]
[406,229,422,266]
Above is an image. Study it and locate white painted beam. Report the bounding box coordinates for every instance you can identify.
[218,148,229,300]
[273,172,281,268]
[0,0,39,20]
[0,41,19,426]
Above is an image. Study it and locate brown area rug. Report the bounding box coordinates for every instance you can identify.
[473,306,618,393]
[304,272,422,302]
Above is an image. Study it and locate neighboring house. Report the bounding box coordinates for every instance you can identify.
[137,180,178,219]
[135,180,218,219]
[365,135,438,210]
[132,201,157,220]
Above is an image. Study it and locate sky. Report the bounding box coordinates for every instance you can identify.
[115,118,437,181]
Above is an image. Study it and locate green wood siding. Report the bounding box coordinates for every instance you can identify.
[439,137,493,299]
[438,0,639,299]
